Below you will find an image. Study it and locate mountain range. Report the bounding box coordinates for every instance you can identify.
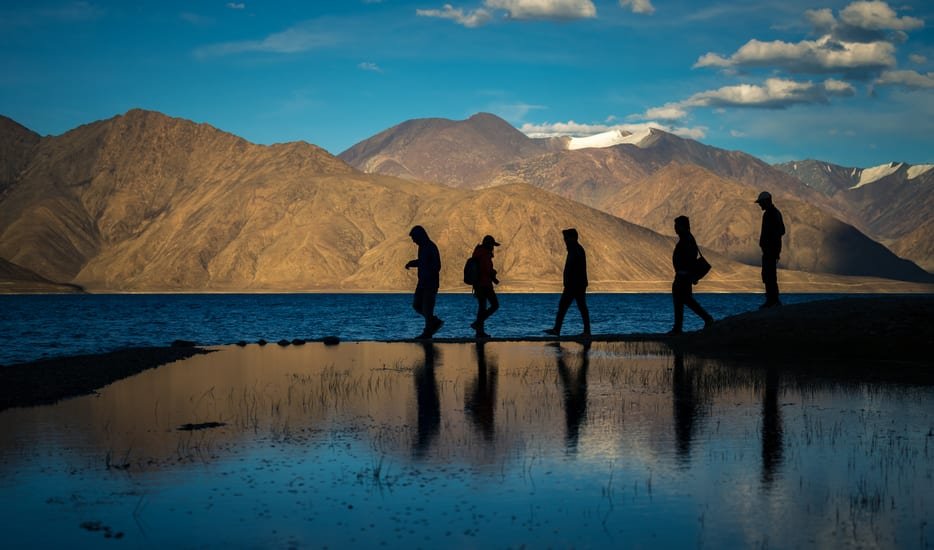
[0,109,930,293]
[341,114,932,283]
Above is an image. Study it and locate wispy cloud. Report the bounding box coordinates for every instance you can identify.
[416,5,492,27]
[1,1,104,27]
[417,0,596,27]
[358,61,384,73]
[909,53,927,65]
[486,0,596,20]
[180,12,214,26]
[619,0,654,16]
[226,2,246,10]
[194,22,341,58]
[520,120,706,140]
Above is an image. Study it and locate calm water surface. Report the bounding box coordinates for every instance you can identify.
[0,293,883,365]
[0,342,931,548]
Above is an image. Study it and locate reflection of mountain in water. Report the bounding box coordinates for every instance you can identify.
[5,341,905,481]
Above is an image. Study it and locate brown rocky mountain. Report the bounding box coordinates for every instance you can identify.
[2,109,922,293]
[0,115,40,195]
[601,163,930,280]
[338,112,562,188]
[776,159,934,272]
[343,113,931,282]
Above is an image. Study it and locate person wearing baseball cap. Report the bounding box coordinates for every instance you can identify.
[470,235,501,338]
[755,191,785,309]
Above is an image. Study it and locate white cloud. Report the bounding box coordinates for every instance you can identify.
[730,130,747,137]
[485,0,596,20]
[416,5,492,27]
[694,35,896,75]
[684,78,855,108]
[640,104,688,120]
[520,120,706,140]
[619,0,654,15]
[639,78,856,120]
[194,24,340,58]
[839,1,922,32]
[358,61,383,73]
[226,2,245,9]
[874,70,934,90]
[417,0,596,26]
[909,54,927,65]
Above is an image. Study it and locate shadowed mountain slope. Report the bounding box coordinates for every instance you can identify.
[777,159,934,272]
[0,115,40,195]
[601,164,931,282]
[339,113,562,188]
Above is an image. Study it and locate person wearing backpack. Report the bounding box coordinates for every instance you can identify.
[469,235,500,338]
[668,216,714,335]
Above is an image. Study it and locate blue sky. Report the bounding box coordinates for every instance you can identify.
[1,0,932,167]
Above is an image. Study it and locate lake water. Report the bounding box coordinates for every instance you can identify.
[0,293,879,365]
[0,341,930,548]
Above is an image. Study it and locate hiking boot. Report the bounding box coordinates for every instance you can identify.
[666,328,683,336]
[429,317,444,336]
[543,328,560,336]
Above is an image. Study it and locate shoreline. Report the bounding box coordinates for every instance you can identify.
[2,296,930,411]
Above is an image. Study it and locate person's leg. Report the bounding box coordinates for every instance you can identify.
[424,288,440,335]
[671,280,685,333]
[762,255,780,306]
[484,289,499,321]
[549,288,574,334]
[574,289,591,335]
[683,284,713,325]
[413,287,425,316]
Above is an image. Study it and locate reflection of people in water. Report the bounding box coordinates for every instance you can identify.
[465,341,497,441]
[412,342,440,458]
[761,367,784,485]
[671,352,704,466]
[555,342,590,452]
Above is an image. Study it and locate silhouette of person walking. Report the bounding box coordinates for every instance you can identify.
[544,228,591,337]
[669,216,714,335]
[755,191,785,309]
[405,225,444,339]
[470,235,500,338]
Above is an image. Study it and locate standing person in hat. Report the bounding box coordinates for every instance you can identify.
[544,228,591,338]
[470,235,501,338]
[755,191,785,309]
[405,225,444,339]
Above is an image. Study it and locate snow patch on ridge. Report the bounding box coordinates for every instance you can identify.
[907,164,933,180]
[851,162,903,189]
[567,128,654,150]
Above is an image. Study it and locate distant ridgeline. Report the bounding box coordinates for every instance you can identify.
[0,110,931,293]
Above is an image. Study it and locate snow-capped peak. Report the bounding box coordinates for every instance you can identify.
[566,128,654,150]
[851,162,903,189]
[907,164,933,180]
